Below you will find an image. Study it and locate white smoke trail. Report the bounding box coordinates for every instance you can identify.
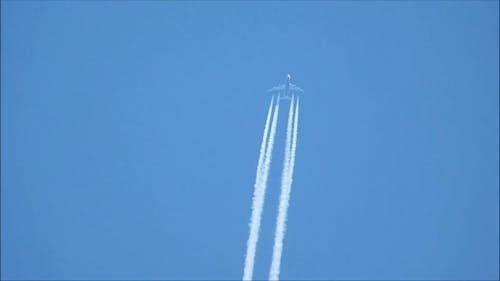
[243,97,274,281]
[243,97,280,281]
[289,97,299,197]
[269,96,299,281]
[256,96,275,199]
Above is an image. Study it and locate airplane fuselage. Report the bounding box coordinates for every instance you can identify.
[283,75,292,99]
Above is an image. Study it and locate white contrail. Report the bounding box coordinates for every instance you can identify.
[256,96,275,199]
[288,97,300,203]
[289,97,299,197]
[269,96,299,281]
[243,96,280,281]
[243,97,274,281]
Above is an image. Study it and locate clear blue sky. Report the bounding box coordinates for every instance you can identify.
[1,2,498,280]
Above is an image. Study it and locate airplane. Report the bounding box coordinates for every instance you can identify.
[267,74,304,100]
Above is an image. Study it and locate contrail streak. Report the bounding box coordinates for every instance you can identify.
[269,96,299,281]
[289,97,299,199]
[243,97,274,281]
[243,97,280,281]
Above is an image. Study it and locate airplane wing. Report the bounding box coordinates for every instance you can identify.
[267,84,285,92]
[290,83,304,93]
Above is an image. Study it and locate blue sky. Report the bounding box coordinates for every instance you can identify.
[1,1,498,280]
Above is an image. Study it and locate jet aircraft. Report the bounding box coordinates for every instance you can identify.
[267,74,304,100]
